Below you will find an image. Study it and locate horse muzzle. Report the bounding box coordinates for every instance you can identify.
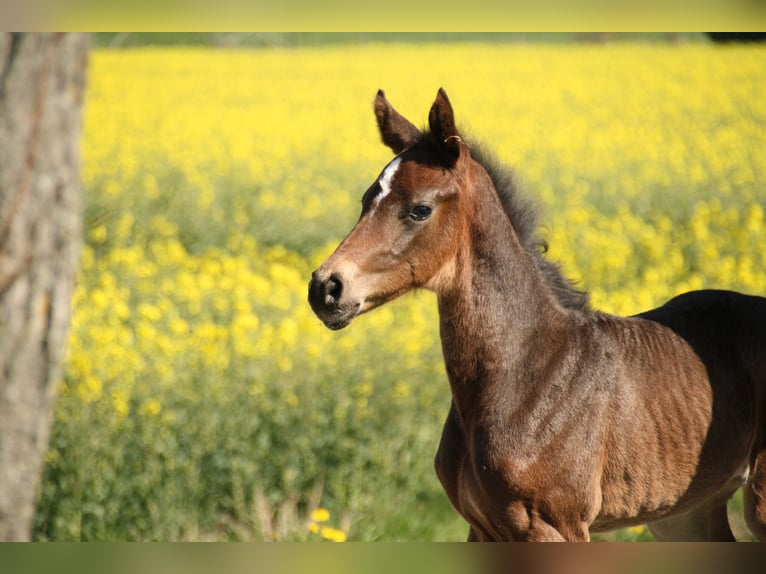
[308,270,361,330]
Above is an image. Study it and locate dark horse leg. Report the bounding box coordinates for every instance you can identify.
[742,304,766,541]
[745,450,766,540]
[647,477,741,541]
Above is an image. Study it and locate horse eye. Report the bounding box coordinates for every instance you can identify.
[409,205,433,222]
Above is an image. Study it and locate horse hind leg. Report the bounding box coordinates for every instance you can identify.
[647,481,740,541]
[744,450,766,541]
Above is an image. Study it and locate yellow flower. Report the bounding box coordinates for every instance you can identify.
[90,224,107,244]
[112,390,129,418]
[141,399,162,417]
[320,527,347,543]
[76,376,103,403]
[310,508,330,523]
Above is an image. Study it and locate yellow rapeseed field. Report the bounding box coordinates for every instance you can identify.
[35,43,766,541]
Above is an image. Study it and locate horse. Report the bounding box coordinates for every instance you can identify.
[307,88,766,541]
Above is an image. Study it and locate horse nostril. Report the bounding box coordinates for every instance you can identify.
[308,271,346,316]
[325,274,343,305]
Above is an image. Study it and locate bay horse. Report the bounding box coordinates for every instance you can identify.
[308,88,766,541]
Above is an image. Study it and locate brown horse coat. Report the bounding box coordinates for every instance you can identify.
[309,89,766,541]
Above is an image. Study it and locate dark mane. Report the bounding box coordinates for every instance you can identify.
[419,131,590,311]
[472,140,590,311]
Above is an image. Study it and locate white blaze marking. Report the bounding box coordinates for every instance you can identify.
[373,156,402,207]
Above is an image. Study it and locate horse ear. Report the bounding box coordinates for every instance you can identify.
[428,88,462,163]
[374,89,421,154]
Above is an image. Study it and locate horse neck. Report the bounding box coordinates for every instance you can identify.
[437,167,568,427]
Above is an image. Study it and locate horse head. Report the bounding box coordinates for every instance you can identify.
[308,88,478,329]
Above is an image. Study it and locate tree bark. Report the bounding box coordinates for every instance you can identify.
[0,32,89,541]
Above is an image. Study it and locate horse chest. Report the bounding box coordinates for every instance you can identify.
[435,443,502,537]
[435,410,541,539]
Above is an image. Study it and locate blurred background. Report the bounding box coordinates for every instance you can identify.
[28,32,766,541]
[91,32,766,47]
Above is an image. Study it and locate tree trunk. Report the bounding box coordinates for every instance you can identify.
[0,32,89,541]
